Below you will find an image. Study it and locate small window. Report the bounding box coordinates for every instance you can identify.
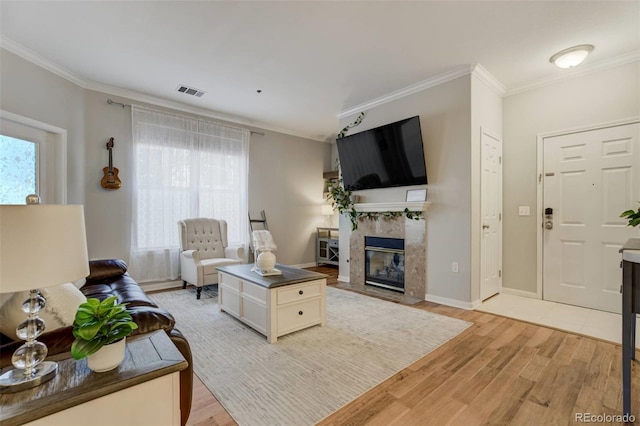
[0,135,38,204]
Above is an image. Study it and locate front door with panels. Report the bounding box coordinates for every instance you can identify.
[543,122,640,313]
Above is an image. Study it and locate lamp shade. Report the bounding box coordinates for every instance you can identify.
[0,204,89,293]
[252,230,277,252]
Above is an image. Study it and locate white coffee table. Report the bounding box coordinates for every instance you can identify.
[217,264,327,343]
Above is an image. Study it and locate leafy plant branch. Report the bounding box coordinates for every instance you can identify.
[620,202,640,228]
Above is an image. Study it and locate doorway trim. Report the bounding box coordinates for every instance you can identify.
[535,116,640,300]
[0,110,68,203]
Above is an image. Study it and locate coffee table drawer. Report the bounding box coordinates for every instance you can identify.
[277,298,321,335]
[277,280,323,305]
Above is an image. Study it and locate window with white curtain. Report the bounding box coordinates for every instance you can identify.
[129,106,249,283]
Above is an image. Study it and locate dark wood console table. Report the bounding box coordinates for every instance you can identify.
[0,330,187,426]
[620,238,640,417]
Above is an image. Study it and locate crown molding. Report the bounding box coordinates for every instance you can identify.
[337,65,473,119]
[471,64,506,96]
[84,80,324,141]
[505,50,640,97]
[1,35,88,88]
[1,35,325,142]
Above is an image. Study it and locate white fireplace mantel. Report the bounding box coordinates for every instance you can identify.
[354,201,431,213]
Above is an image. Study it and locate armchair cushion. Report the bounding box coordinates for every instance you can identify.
[201,257,243,275]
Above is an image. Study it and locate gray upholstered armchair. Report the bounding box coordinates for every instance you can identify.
[178,218,245,299]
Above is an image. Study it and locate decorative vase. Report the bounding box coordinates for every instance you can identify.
[87,337,126,372]
[256,250,276,273]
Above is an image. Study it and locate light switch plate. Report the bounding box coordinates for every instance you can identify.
[518,206,530,216]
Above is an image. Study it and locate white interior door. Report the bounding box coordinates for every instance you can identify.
[480,130,502,301]
[543,122,640,313]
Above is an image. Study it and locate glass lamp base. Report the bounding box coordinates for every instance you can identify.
[0,361,57,393]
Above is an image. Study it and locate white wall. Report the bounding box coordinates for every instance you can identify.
[503,62,640,294]
[1,48,332,269]
[338,75,473,303]
[0,49,86,205]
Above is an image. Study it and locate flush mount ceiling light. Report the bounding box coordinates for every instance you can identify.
[550,44,594,69]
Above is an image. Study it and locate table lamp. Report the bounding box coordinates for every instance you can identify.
[0,195,89,393]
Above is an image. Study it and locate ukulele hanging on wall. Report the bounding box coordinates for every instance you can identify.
[100,137,122,190]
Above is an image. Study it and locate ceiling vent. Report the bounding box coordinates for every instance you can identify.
[176,84,206,98]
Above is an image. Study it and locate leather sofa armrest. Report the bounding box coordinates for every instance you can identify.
[0,307,176,368]
[168,328,193,426]
[0,326,74,368]
[224,245,245,260]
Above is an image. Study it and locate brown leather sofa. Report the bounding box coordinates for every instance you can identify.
[0,259,193,425]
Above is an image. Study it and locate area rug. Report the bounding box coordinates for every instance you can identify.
[150,286,471,426]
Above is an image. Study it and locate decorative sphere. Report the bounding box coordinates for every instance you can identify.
[25,194,41,205]
[257,250,276,273]
[12,341,48,369]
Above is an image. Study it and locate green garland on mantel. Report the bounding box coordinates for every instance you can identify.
[327,112,424,230]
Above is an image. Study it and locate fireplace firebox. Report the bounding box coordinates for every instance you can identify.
[365,236,405,293]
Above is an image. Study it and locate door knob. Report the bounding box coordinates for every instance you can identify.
[545,221,553,230]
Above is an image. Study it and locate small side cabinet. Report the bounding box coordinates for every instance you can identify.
[316,227,339,266]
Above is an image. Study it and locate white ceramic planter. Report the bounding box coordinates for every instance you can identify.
[257,250,276,273]
[87,337,126,372]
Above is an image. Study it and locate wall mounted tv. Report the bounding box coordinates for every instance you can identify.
[336,115,428,191]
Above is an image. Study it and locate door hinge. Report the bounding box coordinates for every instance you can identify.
[620,261,623,268]
[498,270,502,278]
[499,156,502,165]
[539,173,542,183]
[499,213,502,221]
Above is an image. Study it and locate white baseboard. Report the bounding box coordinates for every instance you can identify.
[501,287,539,299]
[293,262,318,269]
[425,294,481,310]
[141,280,183,292]
[338,275,350,283]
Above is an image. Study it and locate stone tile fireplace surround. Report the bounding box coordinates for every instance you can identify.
[349,204,427,299]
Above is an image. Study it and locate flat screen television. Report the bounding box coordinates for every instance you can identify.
[336,115,428,191]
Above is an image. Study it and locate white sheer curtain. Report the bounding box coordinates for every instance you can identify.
[129,106,249,283]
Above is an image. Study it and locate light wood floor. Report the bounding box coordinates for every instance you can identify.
[186,266,639,426]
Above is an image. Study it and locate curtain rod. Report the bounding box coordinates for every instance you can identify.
[107,99,130,108]
[107,98,264,136]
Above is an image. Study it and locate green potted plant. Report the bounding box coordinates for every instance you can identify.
[71,296,138,372]
[620,202,640,228]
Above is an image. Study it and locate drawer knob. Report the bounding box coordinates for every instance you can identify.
[299,290,304,295]
[298,311,303,315]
